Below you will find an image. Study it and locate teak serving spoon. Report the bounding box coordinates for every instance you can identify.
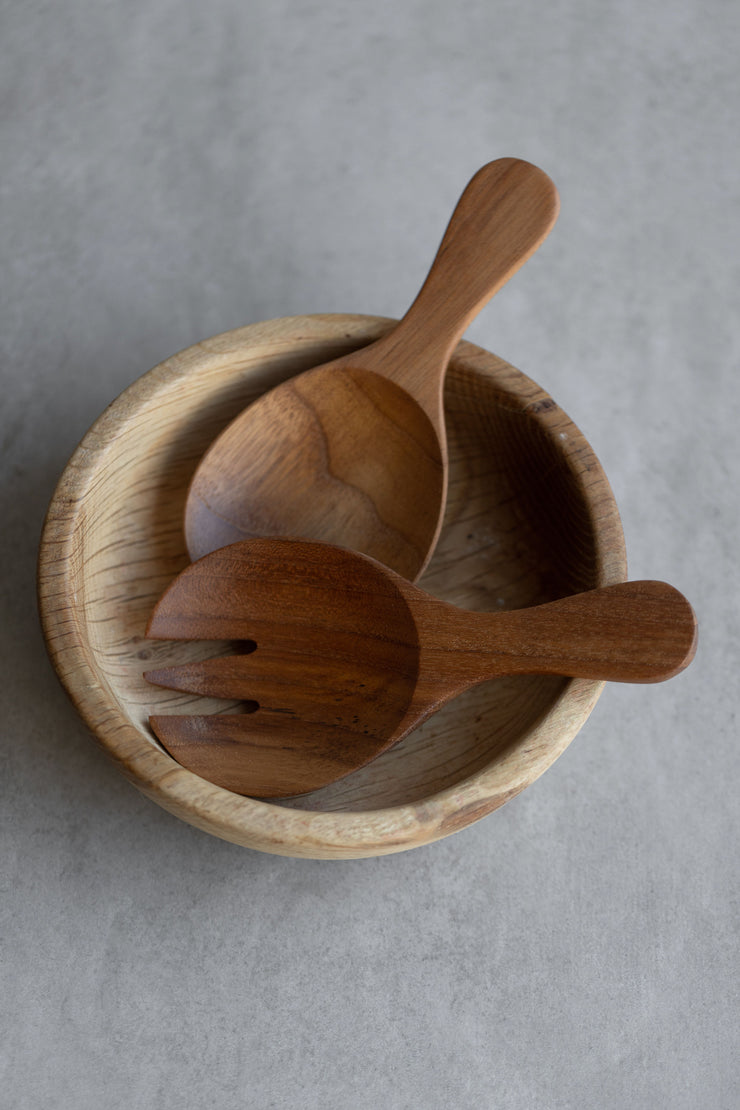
[144,539,698,799]
[184,158,559,579]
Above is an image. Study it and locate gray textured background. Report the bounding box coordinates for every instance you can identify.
[2,2,738,1107]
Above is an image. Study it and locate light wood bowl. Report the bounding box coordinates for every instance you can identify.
[38,314,627,859]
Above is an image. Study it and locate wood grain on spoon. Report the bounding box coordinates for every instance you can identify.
[184,158,560,580]
[145,539,697,799]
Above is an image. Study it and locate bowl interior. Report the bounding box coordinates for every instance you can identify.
[39,315,626,854]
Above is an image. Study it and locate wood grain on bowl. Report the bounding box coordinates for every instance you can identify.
[37,314,627,859]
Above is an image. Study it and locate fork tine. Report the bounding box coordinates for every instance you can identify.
[149,712,390,798]
[144,655,257,700]
[145,651,410,728]
[144,652,345,704]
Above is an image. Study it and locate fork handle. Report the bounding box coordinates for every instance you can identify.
[421,581,698,686]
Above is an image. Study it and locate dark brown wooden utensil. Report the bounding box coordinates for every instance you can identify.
[184,158,559,579]
[144,539,697,799]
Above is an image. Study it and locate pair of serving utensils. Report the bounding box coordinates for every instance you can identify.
[145,159,697,798]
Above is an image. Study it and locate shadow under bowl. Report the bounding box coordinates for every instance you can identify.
[38,314,626,859]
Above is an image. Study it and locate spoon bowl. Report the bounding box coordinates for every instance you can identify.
[185,158,559,577]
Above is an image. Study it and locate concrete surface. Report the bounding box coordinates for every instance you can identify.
[2,1,738,1107]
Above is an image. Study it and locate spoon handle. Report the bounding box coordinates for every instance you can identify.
[350,158,559,421]
[421,581,698,686]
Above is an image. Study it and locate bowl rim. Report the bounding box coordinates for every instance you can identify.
[37,313,627,859]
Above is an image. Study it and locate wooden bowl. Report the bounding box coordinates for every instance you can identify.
[38,314,626,859]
